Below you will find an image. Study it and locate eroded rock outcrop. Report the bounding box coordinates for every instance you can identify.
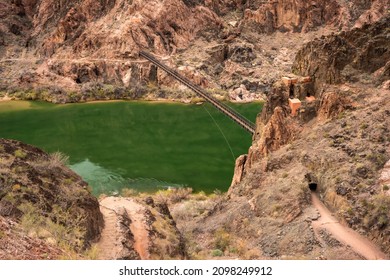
[230,154,247,188]
[246,104,299,171]
[317,91,354,121]
[33,0,222,58]
[241,0,389,33]
[292,15,390,92]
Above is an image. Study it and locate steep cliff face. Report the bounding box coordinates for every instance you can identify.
[32,0,222,57]
[241,0,389,33]
[0,0,223,97]
[1,0,388,101]
[0,0,221,57]
[292,15,390,93]
[242,81,299,171]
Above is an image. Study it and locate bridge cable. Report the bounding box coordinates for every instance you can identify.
[201,103,236,163]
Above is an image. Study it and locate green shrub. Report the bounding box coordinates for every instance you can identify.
[211,249,223,257]
[367,153,387,169]
[14,149,27,158]
[214,228,230,252]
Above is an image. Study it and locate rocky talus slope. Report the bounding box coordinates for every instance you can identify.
[0,138,103,258]
[0,216,65,259]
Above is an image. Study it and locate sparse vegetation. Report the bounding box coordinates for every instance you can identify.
[325,190,349,212]
[18,202,86,250]
[363,194,390,230]
[30,151,69,171]
[155,187,194,204]
[121,188,139,197]
[189,97,204,104]
[82,245,100,260]
[207,88,229,101]
[367,152,387,170]
[0,139,103,259]
[49,151,69,167]
[211,249,223,257]
[148,206,184,260]
[214,228,230,252]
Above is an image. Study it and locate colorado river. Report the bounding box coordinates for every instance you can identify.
[0,100,261,195]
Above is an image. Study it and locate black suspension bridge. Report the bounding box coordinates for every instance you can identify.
[139,51,256,135]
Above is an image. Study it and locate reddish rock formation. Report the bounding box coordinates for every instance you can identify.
[26,0,222,58]
[248,106,298,166]
[1,0,388,97]
[292,15,390,93]
[317,91,354,121]
[241,0,389,33]
[260,81,289,124]
[0,0,224,95]
[230,154,247,188]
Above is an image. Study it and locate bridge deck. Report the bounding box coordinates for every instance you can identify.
[139,51,256,134]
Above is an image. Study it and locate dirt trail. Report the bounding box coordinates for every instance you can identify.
[311,192,387,260]
[0,57,170,64]
[96,197,150,260]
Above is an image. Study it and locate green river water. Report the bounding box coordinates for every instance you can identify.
[0,100,261,195]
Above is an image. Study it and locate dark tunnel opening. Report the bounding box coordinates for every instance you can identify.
[309,183,317,191]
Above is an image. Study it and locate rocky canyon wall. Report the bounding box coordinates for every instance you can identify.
[241,0,389,33]
[292,15,390,93]
[232,15,390,186]
[0,0,388,97]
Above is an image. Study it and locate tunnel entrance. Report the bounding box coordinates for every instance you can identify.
[308,183,317,191]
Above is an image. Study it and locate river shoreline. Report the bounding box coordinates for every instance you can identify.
[0,88,265,105]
